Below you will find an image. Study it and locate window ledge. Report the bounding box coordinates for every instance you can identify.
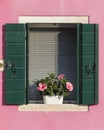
[18,104,88,111]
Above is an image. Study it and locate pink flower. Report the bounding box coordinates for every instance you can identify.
[66,82,73,91]
[58,74,64,80]
[37,83,47,91]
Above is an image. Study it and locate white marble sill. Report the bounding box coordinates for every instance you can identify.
[18,104,88,112]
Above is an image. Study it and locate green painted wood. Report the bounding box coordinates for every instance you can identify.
[5,79,25,91]
[81,91,95,104]
[5,92,26,105]
[5,68,25,79]
[5,24,26,105]
[82,33,95,42]
[95,24,98,104]
[82,56,94,67]
[5,32,25,43]
[77,24,98,105]
[82,79,94,91]
[82,24,95,32]
[26,23,29,104]
[5,44,25,55]
[5,56,25,67]
[5,24,25,31]
[81,67,94,79]
[82,44,94,55]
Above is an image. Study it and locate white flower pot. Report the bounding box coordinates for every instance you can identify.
[43,95,63,104]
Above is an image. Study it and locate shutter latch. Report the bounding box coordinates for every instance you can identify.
[86,61,91,78]
[5,62,12,68]
[5,61,16,77]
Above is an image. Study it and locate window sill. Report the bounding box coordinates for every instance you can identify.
[18,104,88,111]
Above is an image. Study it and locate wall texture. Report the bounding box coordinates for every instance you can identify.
[0,0,104,130]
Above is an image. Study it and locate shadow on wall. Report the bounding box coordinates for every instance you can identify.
[2,25,5,105]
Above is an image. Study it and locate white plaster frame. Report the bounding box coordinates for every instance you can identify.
[18,16,88,111]
[19,16,88,24]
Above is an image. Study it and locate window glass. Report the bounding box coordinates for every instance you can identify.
[28,25,77,104]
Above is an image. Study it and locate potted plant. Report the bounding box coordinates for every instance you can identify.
[35,73,73,104]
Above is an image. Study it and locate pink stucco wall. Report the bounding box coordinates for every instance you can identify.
[0,0,104,130]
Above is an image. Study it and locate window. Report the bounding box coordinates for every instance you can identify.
[4,23,98,106]
[28,24,77,104]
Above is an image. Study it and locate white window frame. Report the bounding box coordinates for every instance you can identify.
[18,16,88,111]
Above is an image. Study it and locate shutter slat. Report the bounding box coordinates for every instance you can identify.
[5,92,26,105]
[4,24,26,105]
[77,24,98,105]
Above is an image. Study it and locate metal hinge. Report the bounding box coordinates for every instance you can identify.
[0,60,4,71]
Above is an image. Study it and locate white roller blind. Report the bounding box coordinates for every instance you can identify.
[28,30,60,83]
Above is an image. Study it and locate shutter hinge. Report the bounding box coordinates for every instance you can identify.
[24,32,27,40]
[0,60,4,71]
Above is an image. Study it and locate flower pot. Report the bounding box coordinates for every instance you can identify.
[43,95,63,104]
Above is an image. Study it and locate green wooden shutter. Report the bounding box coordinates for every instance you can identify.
[4,24,26,105]
[77,24,98,105]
